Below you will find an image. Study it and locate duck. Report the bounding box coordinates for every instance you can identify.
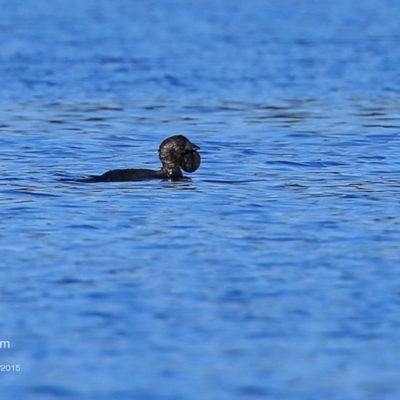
[84,135,201,182]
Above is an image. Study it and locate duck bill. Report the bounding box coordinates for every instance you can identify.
[189,143,200,151]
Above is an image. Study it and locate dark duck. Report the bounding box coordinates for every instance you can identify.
[85,135,201,182]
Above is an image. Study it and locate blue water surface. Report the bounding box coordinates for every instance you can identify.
[1,1,400,399]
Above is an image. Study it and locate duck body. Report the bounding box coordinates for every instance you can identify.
[85,135,201,182]
[92,168,163,182]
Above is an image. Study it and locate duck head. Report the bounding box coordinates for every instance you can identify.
[158,135,201,178]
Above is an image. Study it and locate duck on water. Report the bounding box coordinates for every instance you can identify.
[83,135,201,182]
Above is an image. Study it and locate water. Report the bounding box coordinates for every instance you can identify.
[1,1,400,399]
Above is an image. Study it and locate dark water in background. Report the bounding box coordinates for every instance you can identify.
[2,1,400,399]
